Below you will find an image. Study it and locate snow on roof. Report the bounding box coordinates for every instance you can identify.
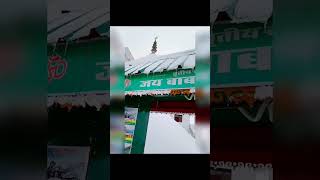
[47,7,109,43]
[125,49,195,76]
[210,0,272,23]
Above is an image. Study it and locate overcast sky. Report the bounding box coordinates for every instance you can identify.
[111,26,209,59]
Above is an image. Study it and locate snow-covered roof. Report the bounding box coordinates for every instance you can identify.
[210,0,273,23]
[48,4,109,43]
[125,49,195,76]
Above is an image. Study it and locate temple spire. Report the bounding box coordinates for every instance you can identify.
[151,36,158,54]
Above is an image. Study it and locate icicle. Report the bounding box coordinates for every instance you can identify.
[52,40,58,55]
[263,20,268,33]
[63,40,69,57]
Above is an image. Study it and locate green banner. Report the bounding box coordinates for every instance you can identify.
[125,69,195,92]
[48,39,109,94]
[211,22,272,87]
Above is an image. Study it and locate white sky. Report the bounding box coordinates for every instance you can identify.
[111,26,209,59]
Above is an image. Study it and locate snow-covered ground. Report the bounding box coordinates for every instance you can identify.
[144,112,200,154]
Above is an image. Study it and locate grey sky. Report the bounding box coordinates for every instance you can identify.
[111,26,209,59]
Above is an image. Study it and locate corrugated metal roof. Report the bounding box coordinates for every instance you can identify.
[167,55,188,70]
[210,0,272,23]
[153,58,176,72]
[47,7,109,43]
[125,49,195,76]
